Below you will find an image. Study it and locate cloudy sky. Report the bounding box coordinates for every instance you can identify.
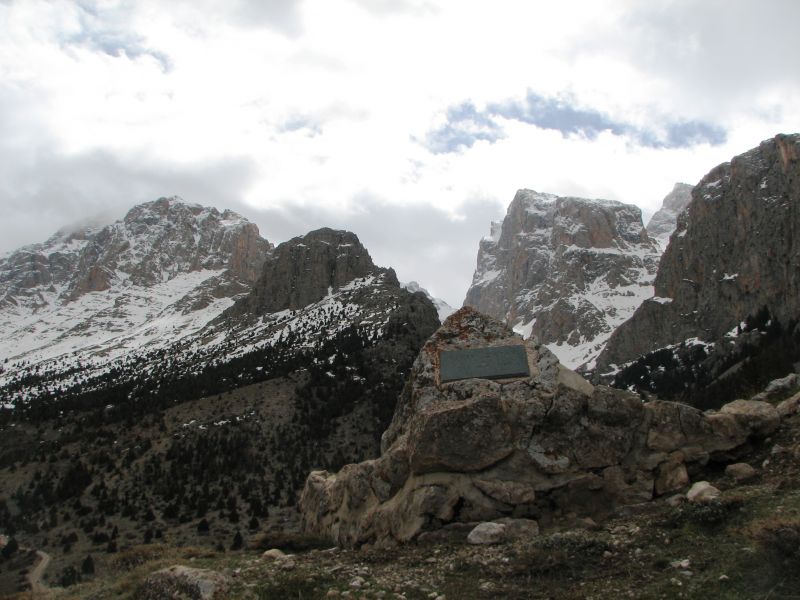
[1,0,798,306]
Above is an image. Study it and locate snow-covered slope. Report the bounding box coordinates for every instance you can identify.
[464,189,661,370]
[0,197,270,365]
[0,220,440,411]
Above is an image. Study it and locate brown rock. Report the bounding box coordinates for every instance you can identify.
[655,460,689,496]
[720,400,780,437]
[725,463,757,483]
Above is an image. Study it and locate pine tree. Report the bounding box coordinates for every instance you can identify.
[81,554,95,575]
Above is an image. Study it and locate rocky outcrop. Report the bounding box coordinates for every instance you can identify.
[136,565,230,600]
[646,183,694,250]
[463,190,660,369]
[597,134,800,374]
[227,228,382,317]
[299,308,779,548]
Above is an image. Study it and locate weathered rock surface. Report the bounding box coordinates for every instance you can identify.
[135,565,230,600]
[597,134,800,374]
[686,481,721,503]
[646,183,694,250]
[467,522,507,545]
[463,189,660,369]
[228,228,381,317]
[299,308,780,547]
[725,462,757,482]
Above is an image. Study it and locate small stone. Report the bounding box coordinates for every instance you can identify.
[280,559,296,571]
[725,462,757,483]
[326,591,340,597]
[670,559,691,569]
[686,481,720,503]
[603,551,613,558]
[262,548,286,560]
[350,577,365,589]
[666,493,686,507]
[479,582,495,592]
[467,522,507,545]
[719,574,729,581]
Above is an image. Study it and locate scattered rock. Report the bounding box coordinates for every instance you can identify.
[725,463,757,483]
[135,565,230,600]
[261,548,286,560]
[777,392,800,418]
[497,518,539,540]
[686,482,721,503]
[666,494,686,507]
[467,522,507,545]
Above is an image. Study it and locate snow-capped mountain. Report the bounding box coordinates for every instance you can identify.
[0,197,270,365]
[464,189,661,369]
[646,183,693,250]
[401,280,454,322]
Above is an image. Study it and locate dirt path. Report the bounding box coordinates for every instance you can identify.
[26,550,51,598]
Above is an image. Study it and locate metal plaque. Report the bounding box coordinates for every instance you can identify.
[439,345,530,383]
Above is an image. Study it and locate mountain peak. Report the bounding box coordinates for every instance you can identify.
[465,189,660,369]
[227,227,387,317]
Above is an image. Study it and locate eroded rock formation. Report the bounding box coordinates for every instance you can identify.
[300,307,781,547]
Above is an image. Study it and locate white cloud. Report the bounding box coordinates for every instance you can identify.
[0,0,797,304]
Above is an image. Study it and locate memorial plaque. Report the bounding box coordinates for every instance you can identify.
[439,345,530,383]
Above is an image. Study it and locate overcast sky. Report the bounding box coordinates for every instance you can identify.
[1,0,798,306]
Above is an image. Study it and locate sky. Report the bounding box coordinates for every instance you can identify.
[0,0,798,307]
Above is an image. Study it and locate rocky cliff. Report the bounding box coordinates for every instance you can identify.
[226,228,383,318]
[464,190,660,369]
[596,134,800,375]
[646,182,694,250]
[300,308,781,548]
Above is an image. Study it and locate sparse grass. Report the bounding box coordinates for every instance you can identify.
[255,574,333,600]
[250,531,332,553]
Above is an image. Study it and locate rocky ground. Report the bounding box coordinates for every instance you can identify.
[5,406,799,600]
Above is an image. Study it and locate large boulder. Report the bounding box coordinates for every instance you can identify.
[135,566,230,600]
[300,308,781,547]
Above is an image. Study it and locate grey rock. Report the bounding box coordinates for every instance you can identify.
[227,227,382,317]
[467,522,507,545]
[136,565,230,600]
[686,481,721,503]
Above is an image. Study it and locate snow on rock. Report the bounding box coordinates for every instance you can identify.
[464,188,661,370]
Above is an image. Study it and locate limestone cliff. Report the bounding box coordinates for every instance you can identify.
[464,190,660,369]
[226,228,384,317]
[597,133,800,375]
